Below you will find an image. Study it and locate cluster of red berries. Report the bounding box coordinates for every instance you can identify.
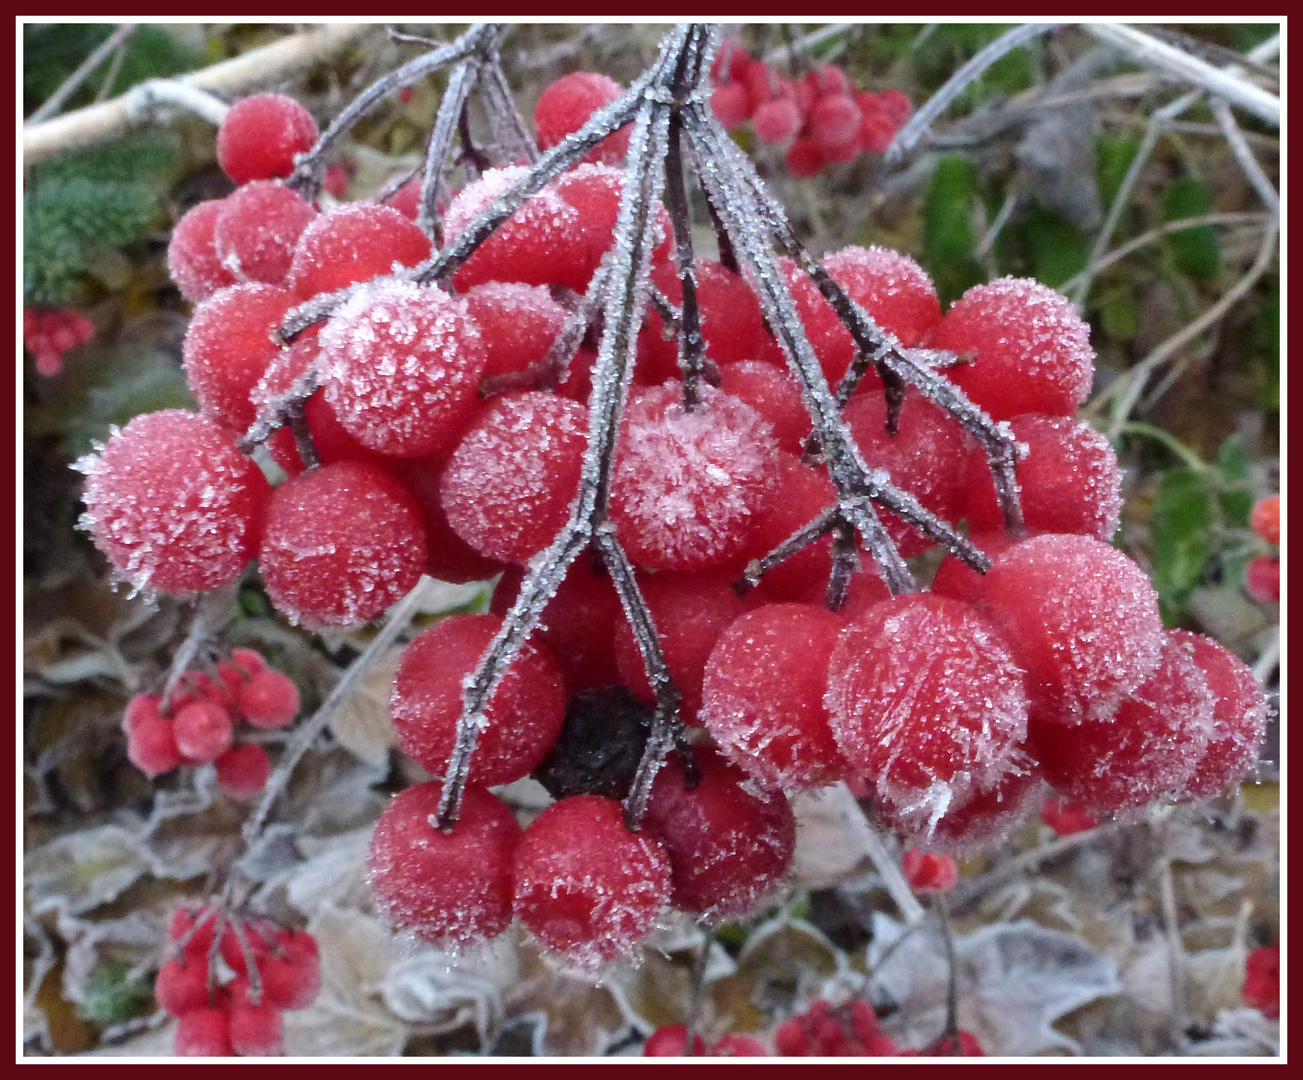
[1242,945,1280,1020]
[122,648,298,798]
[77,82,1270,977]
[156,904,321,1056]
[1245,494,1280,604]
[708,42,911,178]
[23,306,94,377]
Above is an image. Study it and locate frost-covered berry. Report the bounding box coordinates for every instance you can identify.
[534,71,630,165]
[257,460,427,628]
[368,782,520,948]
[827,594,1029,835]
[288,202,432,298]
[215,744,272,799]
[182,282,298,434]
[927,277,1095,421]
[901,850,958,893]
[877,766,1043,859]
[785,138,824,178]
[976,534,1164,723]
[213,180,317,287]
[216,93,318,185]
[610,383,778,571]
[823,245,942,349]
[228,1000,284,1057]
[702,603,850,790]
[77,410,269,595]
[808,94,862,150]
[1243,945,1280,1018]
[317,279,487,458]
[154,957,209,1017]
[716,362,810,455]
[391,456,510,585]
[754,97,803,144]
[390,614,566,787]
[710,81,751,129]
[173,699,235,763]
[175,1007,234,1057]
[646,746,796,919]
[440,392,588,565]
[123,694,183,776]
[234,668,299,729]
[512,794,671,966]
[168,199,239,303]
[464,281,568,381]
[1170,630,1268,801]
[644,1025,707,1056]
[650,258,770,369]
[258,931,320,1011]
[963,414,1122,540]
[551,164,674,291]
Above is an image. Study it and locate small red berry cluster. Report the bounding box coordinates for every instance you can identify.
[23,306,94,377]
[1242,944,1280,1020]
[157,904,321,1057]
[707,42,911,178]
[122,648,298,799]
[1245,494,1280,604]
[643,1026,768,1057]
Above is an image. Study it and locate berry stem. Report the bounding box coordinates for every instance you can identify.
[736,507,837,595]
[479,57,539,165]
[237,368,319,456]
[934,892,962,1054]
[663,113,708,410]
[415,53,485,240]
[159,586,237,714]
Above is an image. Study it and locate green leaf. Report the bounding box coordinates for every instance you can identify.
[1150,467,1214,624]
[1095,134,1140,209]
[1161,177,1223,282]
[1098,291,1139,342]
[77,960,152,1027]
[1216,436,1255,528]
[923,155,984,306]
[1020,202,1089,289]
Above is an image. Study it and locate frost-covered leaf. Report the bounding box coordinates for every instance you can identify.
[328,646,401,768]
[732,914,851,1019]
[788,785,877,890]
[81,1017,178,1057]
[505,949,633,1057]
[26,824,154,916]
[867,913,1120,1056]
[277,827,376,918]
[381,933,520,1042]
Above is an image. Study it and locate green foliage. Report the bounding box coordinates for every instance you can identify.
[23,133,182,307]
[24,24,199,117]
[922,155,983,306]
[1246,280,1280,412]
[1151,468,1214,625]
[76,960,153,1027]
[1015,201,1089,289]
[1161,177,1222,283]
[1095,133,1141,209]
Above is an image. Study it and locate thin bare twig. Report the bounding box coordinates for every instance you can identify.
[1209,96,1279,215]
[27,23,138,124]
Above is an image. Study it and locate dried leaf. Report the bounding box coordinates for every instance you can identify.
[328,647,401,768]
[26,824,154,917]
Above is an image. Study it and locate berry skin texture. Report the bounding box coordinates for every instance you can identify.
[645,746,796,920]
[182,282,298,434]
[168,199,239,303]
[154,957,209,1017]
[1250,494,1280,544]
[369,782,520,948]
[701,603,850,791]
[234,669,300,729]
[173,699,235,762]
[826,594,1029,835]
[1169,630,1268,801]
[928,277,1095,421]
[217,93,319,185]
[390,614,566,787]
[288,202,432,298]
[512,794,672,967]
[215,744,272,799]
[1243,946,1280,1018]
[823,245,942,349]
[123,695,182,776]
[610,383,778,571]
[1028,633,1215,813]
[257,460,427,629]
[534,71,630,165]
[1245,556,1280,604]
[464,282,568,381]
[317,279,487,458]
[440,392,588,565]
[228,1001,284,1056]
[77,410,269,596]
[213,180,318,287]
[976,533,1165,724]
[175,1007,234,1057]
[644,1025,708,1056]
[901,850,959,893]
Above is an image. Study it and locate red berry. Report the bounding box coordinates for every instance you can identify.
[390,614,566,787]
[391,455,510,585]
[701,603,850,790]
[213,180,318,287]
[927,277,1095,421]
[440,392,588,565]
[1245,556,1280,603]
[808,94,863,150]
[753,97,803,144]
[1250,494,1280,544]
[317,279,487,458]
[610,383,778,571]
[827,594,1029,834]
[463,281,568,381]
[168,199,239,303]
[154,957,210,1017]
[646,746,796,919]
[77,410,269,595]
[512,794,671,966]
[976,534,1164,723]
[215,744,272,799]
[878,767,1043,861]
[785,138,824,178]
[368,782,520,948]
[962,414,1122,540]
[169,904,219,955]
[709,1034,769,1056]
[1170,631,1268,801]
[877,89,912,128]
[710,82,751,129]
[258,460,427,628]
[930,531,1018,605]
[901,849,959,892]
[650,258,770,369]
[823,244,942,349]
[1040,796,1098,837]
[228,1000,284,1056]
[288,202,432,298]
[534,71,630,165]
[1243,945,1280,1018]
[124,703,182,776]
[175,1007,233,1056]
[234,669,299,729]
[644,1025,707,1056]
[182,282,298,434]
[173,699,235,762]
[216,93,318,185]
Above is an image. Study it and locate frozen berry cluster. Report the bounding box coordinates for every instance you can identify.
[708,42,912,177]
[157,904,320,1056]
[121,647,297,799]
[23,306,94,377]
[1245,494,1280,604]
